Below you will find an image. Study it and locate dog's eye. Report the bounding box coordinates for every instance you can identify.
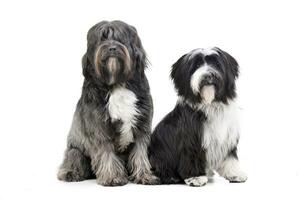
[213,62,224,72]
[188,63,199,75]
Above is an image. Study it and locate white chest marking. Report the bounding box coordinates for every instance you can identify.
[200,101,240,169]
[108,86,139,151]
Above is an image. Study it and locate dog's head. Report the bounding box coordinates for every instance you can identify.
[82,20,146,85]
[171,47,239,104]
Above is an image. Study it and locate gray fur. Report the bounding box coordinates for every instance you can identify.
[57,21,158,186]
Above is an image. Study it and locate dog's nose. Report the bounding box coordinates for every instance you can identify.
[108,46,117,52]
[203,75,214,84]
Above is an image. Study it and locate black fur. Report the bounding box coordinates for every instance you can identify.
[148,48,245,186]
[148,104,207,184]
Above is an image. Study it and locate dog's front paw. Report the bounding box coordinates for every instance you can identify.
[184,176,208,187]
[97,176,128,186]
[57,168,84,182]
[226,171,248,183]
[131,172,160,185]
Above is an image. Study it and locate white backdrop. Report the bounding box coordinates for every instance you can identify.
[0,0,299,199]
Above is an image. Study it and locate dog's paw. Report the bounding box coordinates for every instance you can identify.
[97,176,128,186]
[226,171,248,183]
[57,169,84,182]
[184,176,208,187]
[131,173,160,185]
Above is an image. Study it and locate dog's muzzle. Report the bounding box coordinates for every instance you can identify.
[201,73,216,85]
[199,74,216,104]
[94,41,131,85]
[191,66,222,104]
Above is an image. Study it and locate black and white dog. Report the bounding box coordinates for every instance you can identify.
[148,47,247,186]
[57,21,158,186]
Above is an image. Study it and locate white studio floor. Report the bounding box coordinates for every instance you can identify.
[2,166,299,200]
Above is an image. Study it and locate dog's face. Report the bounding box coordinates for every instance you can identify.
[83,21,146,85]
[171,47,239,104]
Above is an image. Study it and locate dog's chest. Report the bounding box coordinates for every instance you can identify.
[107,86,139,151]
[201,103,240,169]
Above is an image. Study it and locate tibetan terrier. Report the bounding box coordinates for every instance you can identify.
[148,47,247,186]
[57,20,158,186]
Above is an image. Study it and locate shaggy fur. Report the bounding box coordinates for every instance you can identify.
[57,20,158,186]
[148,47,247,186]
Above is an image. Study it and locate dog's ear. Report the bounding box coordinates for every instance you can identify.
[170,54,189,96]
[215,47,239,78]
[215,47,239,100]
[82,53,91,78]
[170,54,187,81]
[133,37,147,74]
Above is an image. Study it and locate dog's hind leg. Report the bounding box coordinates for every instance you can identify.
[128,136,159,185]
[58,109,94,182]
[57,147,93,182]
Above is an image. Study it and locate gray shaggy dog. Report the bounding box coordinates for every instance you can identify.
[57,20,158,186]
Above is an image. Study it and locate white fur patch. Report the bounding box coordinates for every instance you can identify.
[201,85,215,104]
[217,157,247,182]
[180,99,240,170]
[201,101,240,170]
[108,86,139,151]
[184,176,208,187]
[179,97,243,182]
[190,47,218,57]
[190,64,210,94]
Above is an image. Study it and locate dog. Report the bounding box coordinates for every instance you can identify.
[57,20,158,186]
[148,47,247,186]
